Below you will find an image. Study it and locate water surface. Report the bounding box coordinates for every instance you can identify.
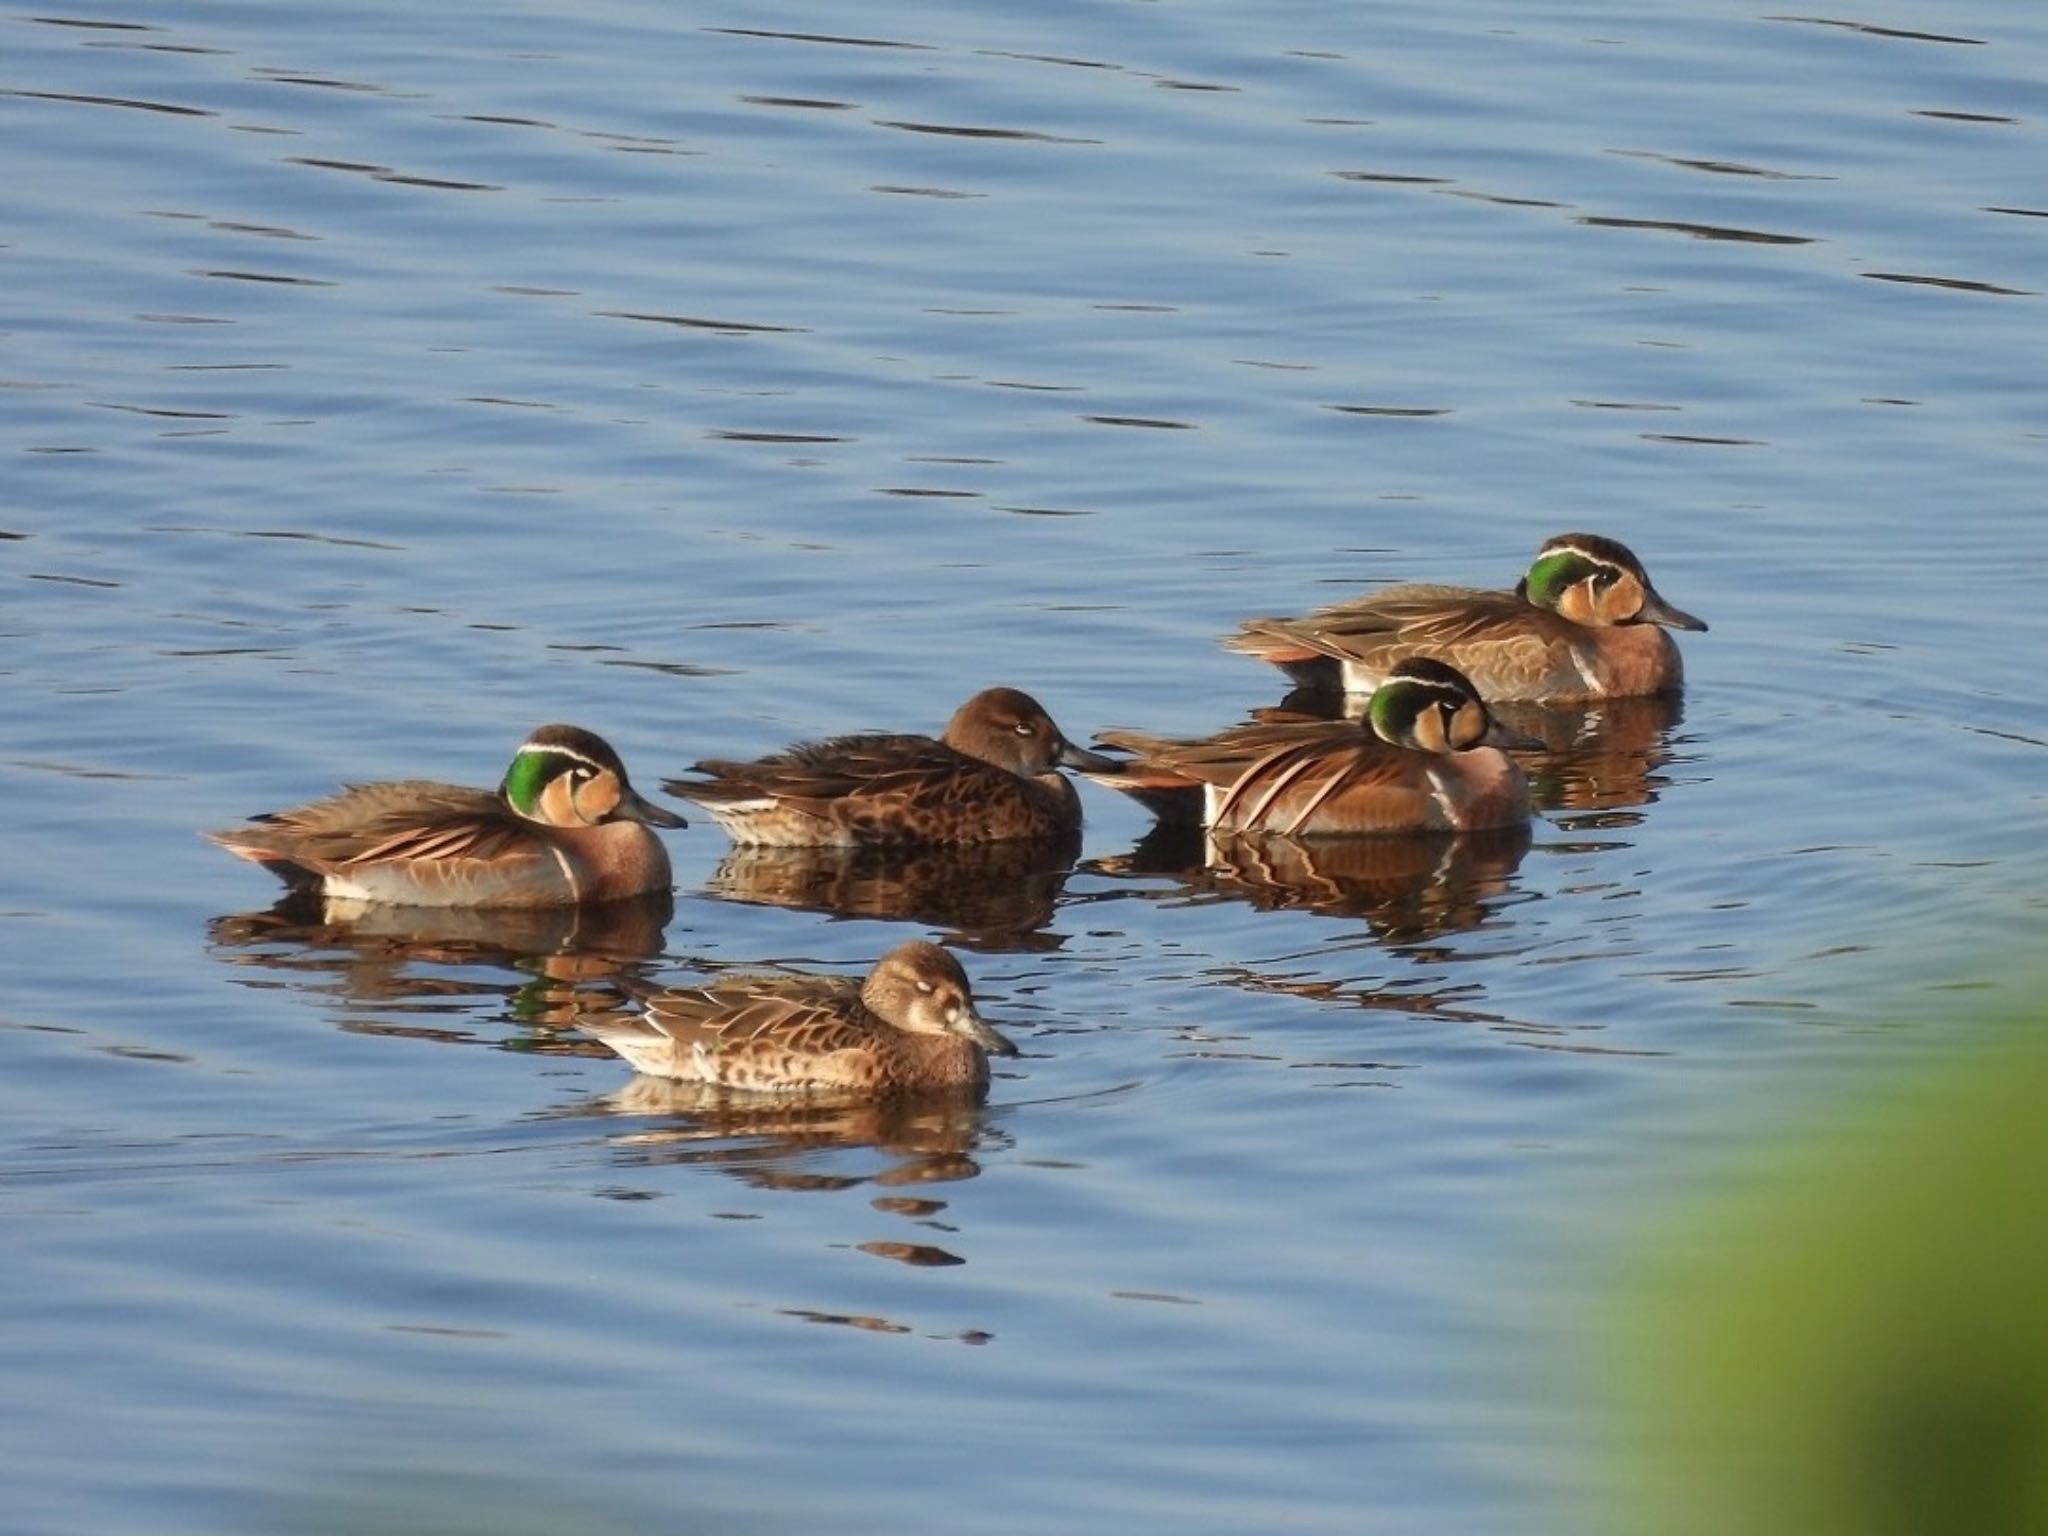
[4,2,2046,1531]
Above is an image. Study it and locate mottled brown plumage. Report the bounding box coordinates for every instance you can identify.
[1226,533,1706,703]
[666,686,1115,846]
[579,940,1018,1097]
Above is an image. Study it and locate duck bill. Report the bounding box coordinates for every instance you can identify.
[961,1011,1020,1058]
[624,787,689,829]
[1482,718,1548,753]
[1639,589,1708,633]
[1055,739,1123,773]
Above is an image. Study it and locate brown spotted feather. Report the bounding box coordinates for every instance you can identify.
[596,970,990,1095]
[676,733,1075,845]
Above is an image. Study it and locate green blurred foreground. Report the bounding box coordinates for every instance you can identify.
[1609,1020,2048,1536]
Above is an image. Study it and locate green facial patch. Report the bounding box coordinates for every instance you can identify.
[1524,549,1603,610]
[1370,677,1458,742]
[1366,680,1411,741]
[501,746,564,816]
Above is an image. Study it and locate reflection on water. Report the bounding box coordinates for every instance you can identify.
[205,889,673,1037]
[704,837,1079,950]
[571,1073,996,1198]
[1093,822,1531,941]
[1496,695,1692,817]
[569,1072,1002,1342]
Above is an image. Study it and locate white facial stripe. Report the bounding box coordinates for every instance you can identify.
[517,743,609,776]
[1541,541,1626,576]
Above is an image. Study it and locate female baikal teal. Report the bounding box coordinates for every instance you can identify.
[580,940,1018,1097]
[667,686,1116,847]
[1088,659,1539,836]
[1228,532,1707,703]
[207,724,684,907]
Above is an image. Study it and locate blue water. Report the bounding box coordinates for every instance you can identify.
[4,2,2046,1531]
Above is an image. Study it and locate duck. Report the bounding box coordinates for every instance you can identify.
[205,724,685,907]
[1087,658,1538,835]
[1226,532,1707,702]
[666,686,1116,846]
[579,939,1018,1096]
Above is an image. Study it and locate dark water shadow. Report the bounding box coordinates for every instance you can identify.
[701,837,1080,951]
[204,890,675,1044]
[1088,821,1531,942]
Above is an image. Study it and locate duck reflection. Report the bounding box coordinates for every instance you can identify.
[568,1072,999,1195]
[1273,684,1689,818]
[1493,692,1689,818]
[204,888,674,1041]
[1093,821,1530,940]
[703,837,1078,951]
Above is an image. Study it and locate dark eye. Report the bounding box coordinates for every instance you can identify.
[573,767,594,783]
[1013,722,1033,736]
[915,979,934,995]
